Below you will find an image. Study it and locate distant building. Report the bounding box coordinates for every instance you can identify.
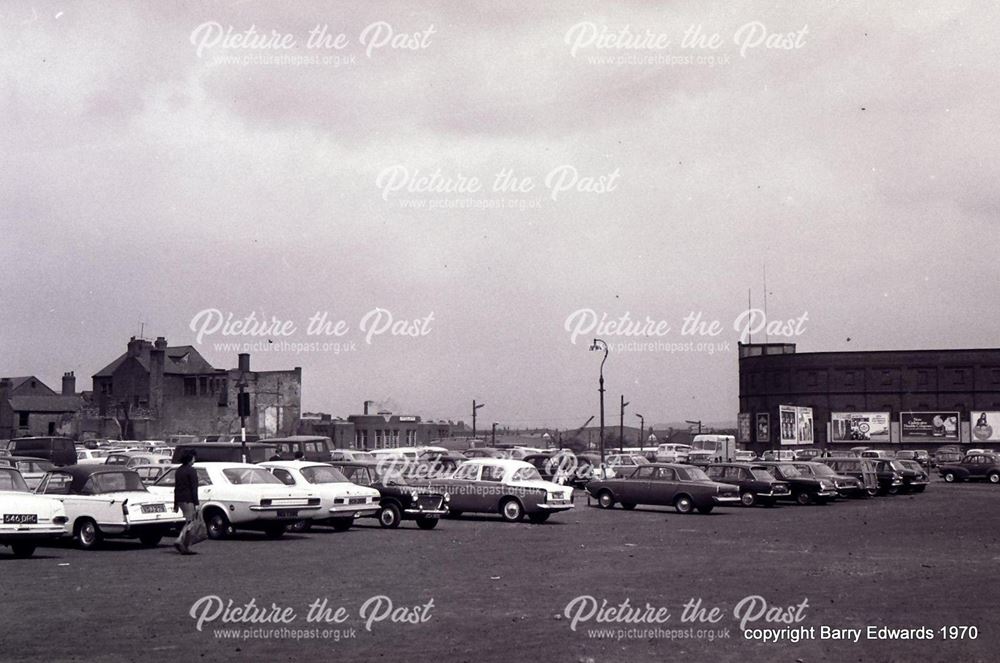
[91,336,301,440]
[297,403,455,450]
[738,342,1000,451]
[0,373,82,439]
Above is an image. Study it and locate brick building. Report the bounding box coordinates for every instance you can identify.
[0,373,82,439]
[738,342,1000,452]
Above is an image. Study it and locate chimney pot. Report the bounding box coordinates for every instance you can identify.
[238,353,250,372]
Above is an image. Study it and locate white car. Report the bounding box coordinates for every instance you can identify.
[149,462,322,539]
[735,450,758,462]
[36,466,185,550]
[261,461,380,531]
[7,457,55,491]
[605,454,651,471]
[329,449,376,463]
[76,449,110,465]
[655,444,692,463]
[0,467,68,557]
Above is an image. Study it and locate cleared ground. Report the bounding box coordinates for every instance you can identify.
[1,478,997,663]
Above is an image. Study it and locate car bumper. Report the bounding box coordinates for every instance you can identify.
[816,489,838,498]
[537,503,575,512]
[711,496,741,504]
[326,504,380,516]
[249,505,322,512]
[0,525,66,543]
[403,508,449,517]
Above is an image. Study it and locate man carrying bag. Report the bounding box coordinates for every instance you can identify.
[174,451,205,554]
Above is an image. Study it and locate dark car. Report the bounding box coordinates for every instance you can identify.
[938,453,1000,484]
[586,463,740,514]
[895,460,930,492]
[332,461,450,529]
[793,461,865,498]
[866,459,906,495]
[522,452,571,485]
[7,437,76,466]
[818,457,880,497]
[411,451,467,479]
[262,436,332,462]
[704,463,790,506]
[755,462,838,505]
[171,442,277,464]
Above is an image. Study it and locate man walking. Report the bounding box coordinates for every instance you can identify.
[174,451,200,555]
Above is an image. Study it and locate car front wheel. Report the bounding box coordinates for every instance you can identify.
[795,492,812,506]
[674,495,694,514]
[527,512,550,524]
[597,491,615,509]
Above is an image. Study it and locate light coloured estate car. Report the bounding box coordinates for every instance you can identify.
[150,462,322,539]
[36,466,184,550]
[422,458,574,523]
[261,461,380,532]
[0,467,68,557]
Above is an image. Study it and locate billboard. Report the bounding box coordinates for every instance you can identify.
[756,413,770,443]
[899,411,960,441]
[971,411,1000,442]
[831,412,891,443]
[779,405,813,446]
[737,413,752,443]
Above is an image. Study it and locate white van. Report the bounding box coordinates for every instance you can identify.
[655,443,692,463]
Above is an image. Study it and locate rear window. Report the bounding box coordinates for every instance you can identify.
[87,472,146,494]
[223,468,282,485]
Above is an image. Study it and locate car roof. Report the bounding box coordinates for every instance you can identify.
[9,456,49,463]
[463,458,533,469]
[261,460,331,469]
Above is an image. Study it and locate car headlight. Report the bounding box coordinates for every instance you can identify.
[53,515,68,525]
[443,493,451,502]
[410,491,420,501]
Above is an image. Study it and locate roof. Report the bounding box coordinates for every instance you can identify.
[94,344,217,378]
[47,464,139,492]
[1,376,57,396]
[7,395,82,413]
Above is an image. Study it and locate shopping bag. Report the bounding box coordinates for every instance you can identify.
[183,509,209,547]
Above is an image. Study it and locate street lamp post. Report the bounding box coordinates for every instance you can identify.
[491,422,498,446]
[619,395,629,454]
[685,419,703,434]
[472,400,485,441]
[635,413,644,447]
[589,338,609,465]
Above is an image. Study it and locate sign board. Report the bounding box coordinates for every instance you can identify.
[737,413,752,444]
[830,412,891,443]
[899,411,960,441]
[756,413,770,443]
[970,411,1000,442]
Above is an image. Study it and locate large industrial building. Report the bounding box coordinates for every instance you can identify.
[738,342,1000,452]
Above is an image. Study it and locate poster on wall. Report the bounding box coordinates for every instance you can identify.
[779,405,798,446]
[971,411,1000,442]
[737,413,752,443]
[796,406,814,444]
[831,412,891,443]
[756,413,770,443]
[899,411,959,440]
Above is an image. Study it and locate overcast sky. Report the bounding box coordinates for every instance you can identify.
[2,1,997,428]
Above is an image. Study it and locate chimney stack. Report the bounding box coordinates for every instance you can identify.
[62,371,76,396]
[238,353,251,373]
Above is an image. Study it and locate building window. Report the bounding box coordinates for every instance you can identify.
[184,378,197,396]
[953,369,966,385]
[407,430,416,445]
[881,370,893,386]
[844,371,855,386]
[391,430,400,447]
[807,371,818,387]
[199,377,208,394]
[18,412,29,427]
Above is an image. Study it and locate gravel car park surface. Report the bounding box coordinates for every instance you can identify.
[2,478,997,662]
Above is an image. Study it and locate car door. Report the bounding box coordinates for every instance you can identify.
[647,466,679,505]
[445,463,481,512]
[616,465,655,504]
[965,455,986,479]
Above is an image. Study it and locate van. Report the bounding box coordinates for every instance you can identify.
[655,444,692,463]
[263,436,332,462]
[171,442,277,464]
[9,437,77,466]
[687,435,737,464]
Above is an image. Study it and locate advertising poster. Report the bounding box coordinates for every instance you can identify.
[737,413,752,443]
[796,406,814,445]
[900,411,960,440]
[831,412,892,443]
[779,405,798,446]
[756,413,770,443]
[971,411,1000,442]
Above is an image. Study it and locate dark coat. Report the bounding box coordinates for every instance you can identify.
[174,464,200,507]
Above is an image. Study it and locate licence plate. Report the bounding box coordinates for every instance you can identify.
[141,504,166,514]
[277,510,299,518]
[3,514,37,525]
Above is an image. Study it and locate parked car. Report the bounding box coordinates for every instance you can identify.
[170,442,278,464]
[605,454,650,474]
[760,450,796,462]
[124,454,173,469]
[76,449,110,465]
[263,436,333,462]
[329,449,376,463]
[860,450,893,459]
[150,462,321,539]
[421,459,573,523]
[755,462,838,505]
[937,453,1000,484]
[895,450,930,468]
[654,444,691,463]
[704,463,790,506]
[36,466,184,549]
[734,450,757,462]
[0,467,68,557]
[132,464,170,484]
[867,459,906,495]
[794,448,823,461]
[817,457,880,497]
[462,447,505,459]
[7,457,55,491]
[522,452,573,485]
[203,434,261,444]
[262,461,381,531]
[932,450,964,467]
[894,460,930,492]
[331,461,449,529]
[792,462,865,498]
[412,451,467,479]
[7,437,77,466]
[586,463,740,514]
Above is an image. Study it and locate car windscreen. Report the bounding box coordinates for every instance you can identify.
[301,465,350,484]
[888,460,908,472]
[87,471,146,493]
[511,467,543,482]
[775,464,801,477]
[677,467,711,481]
[750,468,777,481]
[223,468,283,485]
[0,468,29,492]
[801,463,835,477]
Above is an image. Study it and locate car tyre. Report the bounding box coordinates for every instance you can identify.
[795,491,812,506]
[289,520,312,533]
[989,472,1000,484]
[500,498,524,522]
[415,516,439,530]
[674,495,694,514]
[378,504,402,529]
[204,509,231,540]
[75,518,102,550]
[913,485,926,493]
[263,523,287,539]
[943,472,956,483]
[527,512,550,524]
[139,533,162,547]
[696,505,714,514]
[597,491,615,509]
[10,543,36,558]
[621,503,636,510]
[331,517,353,532]
[740,491,756,507]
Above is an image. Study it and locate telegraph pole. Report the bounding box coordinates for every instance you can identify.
[472,400,485,441]
[619,395,629,453]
